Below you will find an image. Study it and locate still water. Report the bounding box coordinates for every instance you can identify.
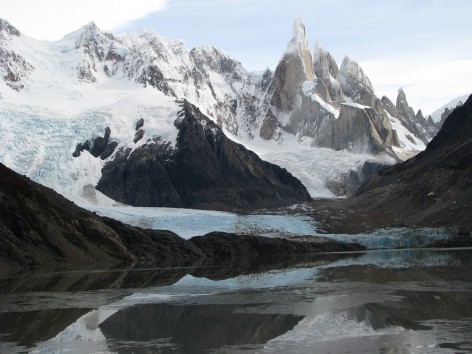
[1,248,471,353]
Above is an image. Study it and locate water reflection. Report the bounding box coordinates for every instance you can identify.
[0,248,471,353]
[100,303,303,354]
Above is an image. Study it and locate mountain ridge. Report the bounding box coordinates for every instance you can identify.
[0,17,435,150]
[0,17,444,201]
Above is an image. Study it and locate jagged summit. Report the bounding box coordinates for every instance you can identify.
[396,88,416,120]
[0,18,20,38]
[190,45,247,80]
[339,56,374,95]
[395,87,437,143]
[313,42,339,77]
[313,42,343,106]
[287,17,311,54]
[80,21,100,32]
[282,17,315,82]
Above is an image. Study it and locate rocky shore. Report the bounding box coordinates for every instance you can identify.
[0,163,363,273]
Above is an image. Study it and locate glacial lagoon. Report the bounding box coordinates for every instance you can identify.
[1,247,471,353]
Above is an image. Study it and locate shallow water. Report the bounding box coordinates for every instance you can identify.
[1,248,471,353]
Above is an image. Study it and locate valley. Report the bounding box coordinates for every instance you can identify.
[0,13,471,354]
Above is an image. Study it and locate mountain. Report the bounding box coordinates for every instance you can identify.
[349,94,472,230]
[76,99,312,210]
[257,20,399,153]
[430,94,470,128]
[0,18,439,201]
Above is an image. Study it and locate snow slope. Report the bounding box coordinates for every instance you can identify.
[430,94,470,122]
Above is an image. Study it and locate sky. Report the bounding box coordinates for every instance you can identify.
[1,0,471,114]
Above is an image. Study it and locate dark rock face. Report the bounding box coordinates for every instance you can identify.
[351,94,472,229]
[96,100,312,210]
[0,162,203,271]
[72,127,117,159]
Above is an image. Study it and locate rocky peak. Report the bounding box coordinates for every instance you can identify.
[339,56,373,90]
[287,17,310,53]
[313,42,339,78]
[0,19,20,40]
[427,115,435,126]
[72,22,124,83]
[313,42,343,106]
[338,56,378,109]
[396,88,417,122]
[381,96,399,117]
[396,88,438,143]
[74,21,118,54]
[266,17,315,118]
[0,19,34,91]
[416,109,425,121]
[190,45,247,82]
[284,17,314,81]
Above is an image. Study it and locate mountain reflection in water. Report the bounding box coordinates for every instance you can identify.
[0,248,471,353]
[100,303,303,353]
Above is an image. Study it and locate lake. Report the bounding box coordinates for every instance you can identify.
[1,248,471,353]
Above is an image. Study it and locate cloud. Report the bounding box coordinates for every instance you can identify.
[0,0,167,40]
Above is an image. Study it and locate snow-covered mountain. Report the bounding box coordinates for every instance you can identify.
[0,17,440,202]
[430,94,470,128]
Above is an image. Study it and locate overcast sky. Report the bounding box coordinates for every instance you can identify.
[1,0,471,114]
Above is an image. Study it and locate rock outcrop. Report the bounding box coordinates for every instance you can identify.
[337,56,381,112]
[93,100,312,210]
[313,42,343,107]
[72,127,117,159]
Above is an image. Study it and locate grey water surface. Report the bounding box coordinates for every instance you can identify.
[1,248,471,353]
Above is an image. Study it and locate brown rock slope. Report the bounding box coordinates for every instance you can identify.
[0,162,203,270]
[347,94,472,230]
